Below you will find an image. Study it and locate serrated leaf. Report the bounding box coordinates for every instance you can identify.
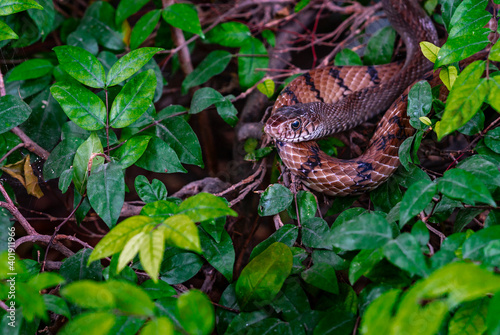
[162,3,204,37]
[54,45,106,88]
[420,41,440,63]
[50,82,106,131]
[106,47,163,86]
[488,76,500,112]
[448,0,490,38]
[182,50,232,94]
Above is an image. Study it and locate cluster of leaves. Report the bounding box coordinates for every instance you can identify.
[0,0,499,334]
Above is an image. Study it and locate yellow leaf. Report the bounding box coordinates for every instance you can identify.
[257,79,275,98]
[1,155,43,199]
[420,41,440,64]
[439,65,458,91]
[419,116,432,127]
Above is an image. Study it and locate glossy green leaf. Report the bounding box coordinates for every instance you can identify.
[438,168,495,206]
[162,4,204,37]
[160,249,204,284]
[334,48,362,66]
[293,190,317,221]
[238,37,268,89]
[53,45,105,88]
[364,26,396,65]
[331,212,393,250]
[206,22,251,47]
[44,138,83,181]
[87,162,125,227]
[130,10,161,50]
[448,0,489,38]
[236,242,293,309]
[456,155,500,190]
[200,228,235,281]
[78,2,125,51]
[89,216,154,262]
[258,184,294,216]
[301,217,331,249]
[0,95,32,134]
[399,179,437,227]
[435,29,490,67]
[349,248,384,284]
[141,317,174,335]
[107,47,163,86]
[449,298,488,334]
[60,249,103,284]
[28,0,54,40]
[109,70,156,128]
[72,133,104,194]
[61,280,115,309]
[436,61,488,139]
[315,310,356,335]
[43,295,71,319]
[301,263,338,294]
[488,76,500,112]
[383,233,430,277]
[115,0,149,25]
[462,226,500,263]
[0,20,18,41]
[135,137,187,173]
[155,107,203,167]
[67,30,99,55]
[249,224,298,260]
[370,177,402,213]
[182,50,232,94]
[487,294,500,334]
[141,280,176,300]
[178,192,237,222]
[162,214,201,254]
[485,127,500,154]
[178,290,215,335]
[134,175,167,203]
[59,312,116,335]
[50,82,106,131]
[439,0,461,31]
[189,87,238,126]
[0,0,43,15]
[7,59,53,82]
[408,81,432,129]
[113,135,152,168]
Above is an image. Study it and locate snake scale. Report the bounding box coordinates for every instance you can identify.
[264,0,439,196]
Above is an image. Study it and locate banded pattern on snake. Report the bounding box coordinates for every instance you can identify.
[264,0,440,196]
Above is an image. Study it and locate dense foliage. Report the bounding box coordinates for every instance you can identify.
[0,0,499,334]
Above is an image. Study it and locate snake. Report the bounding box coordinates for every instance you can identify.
[264,0,439,196]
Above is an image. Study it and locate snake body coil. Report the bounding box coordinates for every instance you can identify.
[264,0,439,196]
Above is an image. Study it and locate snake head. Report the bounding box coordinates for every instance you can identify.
[264,104,322,142]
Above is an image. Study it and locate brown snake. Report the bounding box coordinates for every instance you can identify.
[264,0,440,196]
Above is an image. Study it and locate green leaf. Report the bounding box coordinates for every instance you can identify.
[0,20,18,41]
[364,26,396,65]
[43,295,71,319]
[60,249,103,283]
[293,190,317,221]
[106,280,155,316]
[7,59,53,82]
[488,76,500,112]
[436,61,488,139]
[182,50,232,94]
[0,95,32,134]
[399,179,437,227]
[155,106,204,167]
[0,0,43,16]
[485,127,500,154]
[141,279,176,300]
[448,0,490,38]
[330,212,393,250]
[408,81,432,130]
[258,184,293,216]
[420,41,440,63]
[61,280,115,309]
[200,228,235,281]
[301,263,339,294]
[162,214,202,253]
[89,216,154,262]
[162,3,204,37]
[383,233,430,277]
[53,45,105,88]
[72,133,104,194]
[178,192,237,222]
[67,30,98,55]
[490,39,500,62]
[109,70,156,128]
[50,82,106,131]
[448,298,489,334]
[360,289,401,334]
[115,0,149,25]
[106,47,163,87]
[439,65,458,90]
[438,168,495,206]
[435,29,490,67]
[206,22,251,47]
[439,0,461,31]
[135,137,187,173]
[456,155,500,191]
[130,10,161,50]
[59,312,116,335]
[236,242,293,309]
[87,162,125,228]
[189,87,238,126]
[249,224,298,260]
[112,135,152,168]
[349,248,384,284]
[301,217,331,249]
[160,249,204,284]
[238,37,268,89]
[257,79,275,98]
[462,226,500,263]
[141,317,174,335]
[487,294,500,334]
[28,0,54,41]
[334,48,362,66]
[134,175,167,203]
[178,290,215,335]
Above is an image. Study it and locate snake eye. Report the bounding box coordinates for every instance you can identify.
[290,119,301,130]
